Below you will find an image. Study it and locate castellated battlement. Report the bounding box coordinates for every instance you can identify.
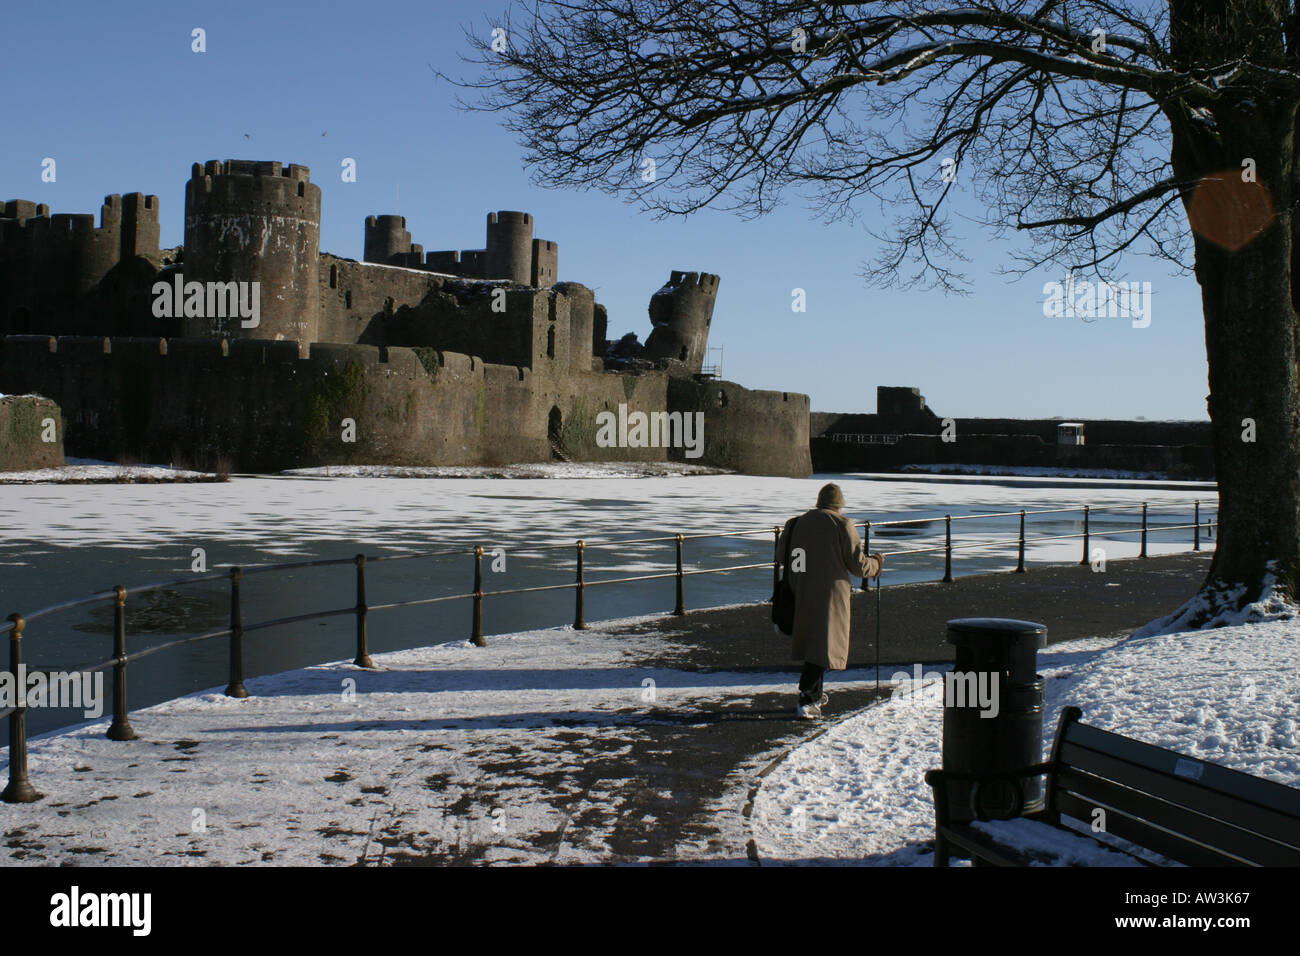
[367,209,558,287]
[196,160,312,182]
[666,271,721,295]
[1,193,159,247]
[188,160,321,208]
[2,200,50,221]
[423,249,487,276]
[48,214,96,237]
[118,193,157,212]
[2,334,482,374]
[0,333,517,382]
[101,193,158,218]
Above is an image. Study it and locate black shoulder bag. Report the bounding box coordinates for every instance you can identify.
[771,515,799,635]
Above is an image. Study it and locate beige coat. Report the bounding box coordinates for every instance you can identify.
[779,508,879,670]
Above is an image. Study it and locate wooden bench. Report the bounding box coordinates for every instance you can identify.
[924,705,1300,866]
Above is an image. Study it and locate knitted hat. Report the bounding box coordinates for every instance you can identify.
[816,483,845,509]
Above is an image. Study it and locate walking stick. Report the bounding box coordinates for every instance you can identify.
[875,568,882,696]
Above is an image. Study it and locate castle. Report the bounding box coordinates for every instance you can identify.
[0,161,811,476]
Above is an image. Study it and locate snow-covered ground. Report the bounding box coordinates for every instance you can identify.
[0,614,802,865]
[751,612,1299,865]
[0,460,216,484]
[282,463,730,479]
[3,596,1294,866]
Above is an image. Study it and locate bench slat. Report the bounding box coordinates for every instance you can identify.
[1057,741,1300,849]
[938,825,1028,867]
[1056,769,1300,866]
[1063,723,1300,818]
[1054,791,1244,866]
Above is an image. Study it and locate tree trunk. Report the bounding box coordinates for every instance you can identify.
[1161,0,1300,621]
[1170,106,1300,617]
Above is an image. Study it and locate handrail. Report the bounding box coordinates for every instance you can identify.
[0,495,1217,802]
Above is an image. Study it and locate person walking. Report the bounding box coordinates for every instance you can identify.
[778,482,883,719]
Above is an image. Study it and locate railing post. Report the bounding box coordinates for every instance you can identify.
[1079,505,1090,565]
[1015,510,1026,573]
[107,585,137,741]
[574,540,586,630]
[861,521,871,592]
[2,613,40,803]
[225,567,248,698]
[771,526,781,602]
[1194,500,1201,551]
[943,515,953,583]
[1140,502,1148,558]
[674,533,685,616]
[471,546,485,647]
[353,554,374,668]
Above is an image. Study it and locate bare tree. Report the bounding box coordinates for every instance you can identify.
[458,0,1300,623]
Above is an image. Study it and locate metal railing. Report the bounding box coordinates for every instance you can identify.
[0,496,1216,802]
[830,433,903,444]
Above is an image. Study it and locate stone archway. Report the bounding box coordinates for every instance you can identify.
[547,405,568,461]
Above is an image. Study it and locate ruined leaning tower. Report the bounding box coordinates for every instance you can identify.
[183,160,321,354]
[642,271,720,373]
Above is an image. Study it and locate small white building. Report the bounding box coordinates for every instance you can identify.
[1056,422,1086,446]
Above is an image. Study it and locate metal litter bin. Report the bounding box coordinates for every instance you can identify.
[940,617,1047,823]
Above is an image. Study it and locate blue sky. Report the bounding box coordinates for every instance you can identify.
[1,0,1209,420]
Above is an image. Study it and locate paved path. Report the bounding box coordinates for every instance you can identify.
[391,551,1212,864]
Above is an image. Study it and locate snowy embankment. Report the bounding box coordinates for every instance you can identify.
[0,459,216,484]
[0,615,811,865]
[901,463,1192,481]
[282,463,730,479]
[751,609,1300,865]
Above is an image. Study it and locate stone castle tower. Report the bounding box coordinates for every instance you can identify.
[643,271,720,373]
[183,160,322,354]
[0,194,159,334]
[364,213,413,265]
[484,210,532,284]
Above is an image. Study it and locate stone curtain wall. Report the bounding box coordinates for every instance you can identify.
[0,334,813,475]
